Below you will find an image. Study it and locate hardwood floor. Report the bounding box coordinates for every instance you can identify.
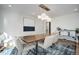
[56,39,76,46]
[76,42,79,55]
[56,39,79,55]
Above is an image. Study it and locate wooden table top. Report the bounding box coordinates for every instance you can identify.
[22,34,47,43]
[22,33,58,43]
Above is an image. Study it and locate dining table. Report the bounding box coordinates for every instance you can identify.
[22,33,57,55]
[22,34,47,55]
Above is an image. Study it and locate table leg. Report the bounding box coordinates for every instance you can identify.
[35,41,38,55]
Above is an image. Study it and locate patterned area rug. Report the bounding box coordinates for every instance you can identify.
[27,44,76,55]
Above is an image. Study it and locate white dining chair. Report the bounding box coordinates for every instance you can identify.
[15,38,24,55]
[18,37,35,55]
[14,36,34,55]
[38,34,59,54]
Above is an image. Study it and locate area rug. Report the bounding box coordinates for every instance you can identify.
[27,44,76,55]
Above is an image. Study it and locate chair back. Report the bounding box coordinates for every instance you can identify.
[43,34,58,49]
[15,38,23,55]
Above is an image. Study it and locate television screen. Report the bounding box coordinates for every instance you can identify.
[23,26,35,31]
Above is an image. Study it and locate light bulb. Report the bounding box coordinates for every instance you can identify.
[38,15,41,19]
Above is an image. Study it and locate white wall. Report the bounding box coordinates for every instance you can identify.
[4,11,79,36]
[51,13,79,33]
[3,12,45,36]
[0,11,4,32]
[17,15,45,36]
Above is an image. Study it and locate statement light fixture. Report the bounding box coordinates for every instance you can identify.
[37,13,51,22]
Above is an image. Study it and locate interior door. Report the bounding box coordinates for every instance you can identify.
[46,22,51,35]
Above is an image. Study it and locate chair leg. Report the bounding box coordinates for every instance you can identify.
[50,43,55,48]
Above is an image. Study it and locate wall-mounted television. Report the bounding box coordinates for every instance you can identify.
[23,26,35,31]
[23,17,35,32]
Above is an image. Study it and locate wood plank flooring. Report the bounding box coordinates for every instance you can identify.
[56,39,79,55]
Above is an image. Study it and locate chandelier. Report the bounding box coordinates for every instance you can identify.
[37,13,51,22]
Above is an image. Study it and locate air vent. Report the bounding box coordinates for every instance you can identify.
[39,4,50,11]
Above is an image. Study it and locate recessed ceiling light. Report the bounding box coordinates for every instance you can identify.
[74,8,78,11]
[8,5,12,7]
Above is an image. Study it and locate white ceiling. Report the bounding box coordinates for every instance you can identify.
[0,4,79,18]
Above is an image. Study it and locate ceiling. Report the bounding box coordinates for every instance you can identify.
[0,4,79,18]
